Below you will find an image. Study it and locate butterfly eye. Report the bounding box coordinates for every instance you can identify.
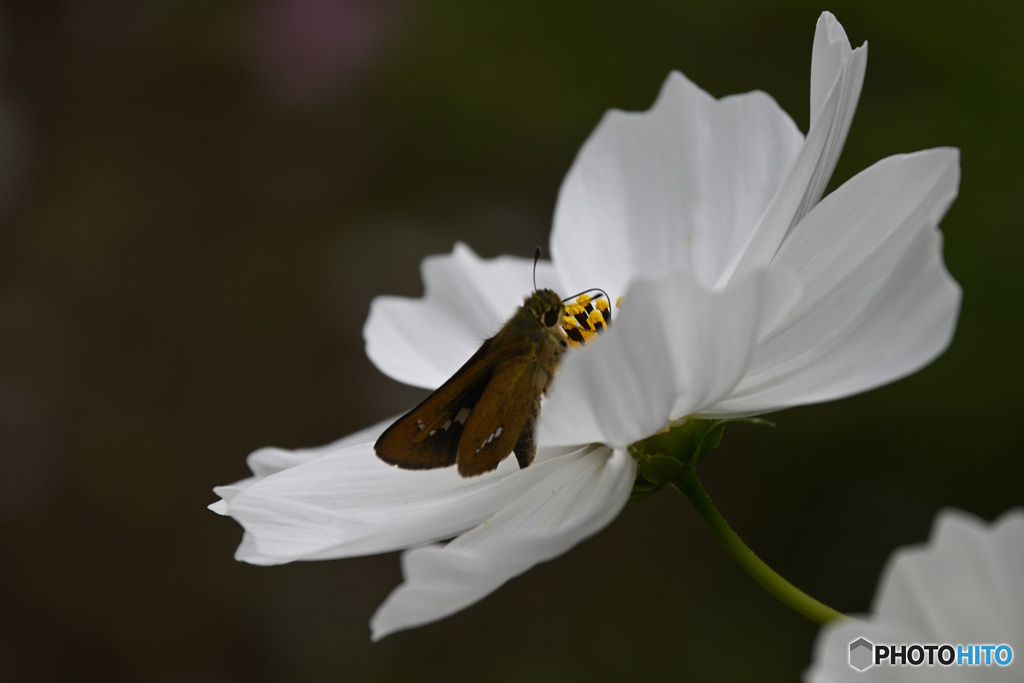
[543,308,561,327]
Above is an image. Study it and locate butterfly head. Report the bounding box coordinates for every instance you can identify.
[523,288,566,329]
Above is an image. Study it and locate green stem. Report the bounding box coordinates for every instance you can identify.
[672,466,844,625]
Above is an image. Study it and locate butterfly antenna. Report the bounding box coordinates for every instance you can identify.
[533,246,542,291]
[562,288,611,305]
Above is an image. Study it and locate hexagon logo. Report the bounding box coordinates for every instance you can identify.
[849,638,874,671]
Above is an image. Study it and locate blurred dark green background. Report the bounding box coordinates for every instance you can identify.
[0,1,1020,681]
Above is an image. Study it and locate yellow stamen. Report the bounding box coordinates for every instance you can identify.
[560,292,614,348]
[564,303,586,317]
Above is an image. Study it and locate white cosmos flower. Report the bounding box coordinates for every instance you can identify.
[806,509,1024,681]
[210,12,961,640]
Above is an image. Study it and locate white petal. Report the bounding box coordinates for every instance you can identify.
[364,242,559,389]
[214,435,576,565]
[551,70,803,296]
[209,416,394,513]
[710,149,961,415]
[801,12,867,218]
[723,13,866,286]
[369,446,634,640]
[806,618,939,682]
[875,509,1024,640]
[538,267,801,448]
[806,510,1024,682]
[810,12,859,130]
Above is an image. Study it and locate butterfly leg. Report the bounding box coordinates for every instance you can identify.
[512,398,540,469]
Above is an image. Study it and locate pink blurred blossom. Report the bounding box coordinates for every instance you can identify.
[242,0,403,104]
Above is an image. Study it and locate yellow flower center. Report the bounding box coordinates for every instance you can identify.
[560,293,616,347]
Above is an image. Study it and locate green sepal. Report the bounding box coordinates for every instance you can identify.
[691,417,774,465]
[628,479,663,503]
[638,454,685,486]
[627,417,774,500]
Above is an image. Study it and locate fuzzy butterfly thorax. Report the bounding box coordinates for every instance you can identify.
[374,288,612,477]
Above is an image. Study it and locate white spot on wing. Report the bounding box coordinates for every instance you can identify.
[455,407,471,424]
[476,425,505,454]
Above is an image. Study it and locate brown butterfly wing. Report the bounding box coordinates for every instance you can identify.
[374,337,498,470]
[455,356,540,477]
[375,295,565,477]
